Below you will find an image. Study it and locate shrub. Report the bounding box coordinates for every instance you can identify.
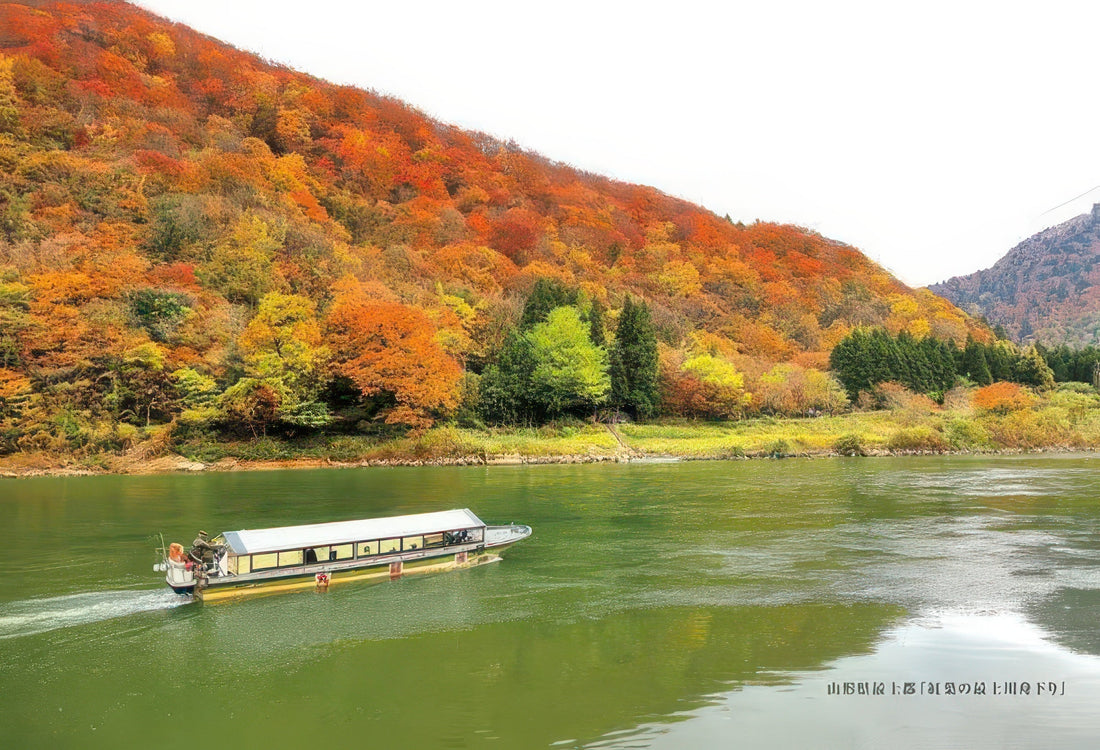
[985,408,1077,449]
[1057,382,1096,395]
[833,433,865,456]
[325,436,370,462]
[972,382,1034,414]
[887,426,948,452]
[761,438,792,457]
[943,418,990,450]
[877,382,936,413]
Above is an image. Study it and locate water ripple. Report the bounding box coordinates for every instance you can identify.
[0,590,189,640]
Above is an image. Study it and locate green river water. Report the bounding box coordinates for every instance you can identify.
[1,455,1099,748]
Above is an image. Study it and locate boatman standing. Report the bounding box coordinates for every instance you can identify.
[189,530,222,569]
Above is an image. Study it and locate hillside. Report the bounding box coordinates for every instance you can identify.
[0,0,987,454]
[930,205,1100,346]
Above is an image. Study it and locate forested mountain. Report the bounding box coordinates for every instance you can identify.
[930,205,1100,346]
[0,1,987,451]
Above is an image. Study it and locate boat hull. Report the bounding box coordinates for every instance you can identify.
[196,546,511,603]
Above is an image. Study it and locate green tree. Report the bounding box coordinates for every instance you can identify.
[241,292,327,389]
[146,193,214,261]
[239,292,331,428]
[109,343,175,426]
[1012,346,1055,389]
[609,296,659,418]
[831,327,957,401]
[129,288,191,342]
[172,367,219,428]
[478,328,535,424]
[518,278,577,330]
[961,337,993,386]
[981,340,1017,382]
[526,306,609,417]
[921,336,957,399]
[587,298,607,348]
[0,279,31,369]
[199,213,284,305]
[830,328,875,399]
[680,352,750,419]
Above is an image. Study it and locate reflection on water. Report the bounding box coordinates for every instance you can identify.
[1,455,1099,748]
[605,611,1100,750]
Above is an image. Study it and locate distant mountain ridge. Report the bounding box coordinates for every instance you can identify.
[930,205,1100,346]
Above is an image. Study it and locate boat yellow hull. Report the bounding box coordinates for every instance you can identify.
[196,550,502,603]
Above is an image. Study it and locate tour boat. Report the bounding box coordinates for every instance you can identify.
[156,508,532,602]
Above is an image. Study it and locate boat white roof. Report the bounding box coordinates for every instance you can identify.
[221,508,485,555]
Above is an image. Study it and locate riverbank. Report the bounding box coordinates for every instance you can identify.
[4,384,1100,477]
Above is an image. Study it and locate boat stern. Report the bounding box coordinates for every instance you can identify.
[155,542,197,595]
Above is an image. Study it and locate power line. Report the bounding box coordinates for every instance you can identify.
[1039,184,1100,217]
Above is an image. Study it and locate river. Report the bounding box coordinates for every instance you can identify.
[1,455,1099,748]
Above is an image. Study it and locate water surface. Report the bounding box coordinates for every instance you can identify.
[1,455,1099,748]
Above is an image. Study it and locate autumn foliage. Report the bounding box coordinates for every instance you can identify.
[0,1,990,450]
[326,283,461,429]
[971,382,1035,414]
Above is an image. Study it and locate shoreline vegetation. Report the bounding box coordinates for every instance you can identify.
[4,382,1100,478]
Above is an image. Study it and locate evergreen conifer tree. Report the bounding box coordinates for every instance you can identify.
[588,298,607,348]
[478,328,535,424]
[829,328,873,399]
[518,278,576,330]
[985,342,1014,382]
[609,296,659,419]
[962,338,993,385]
[1012,346,1055,389]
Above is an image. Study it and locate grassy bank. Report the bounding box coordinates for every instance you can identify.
[3,385,1100,477]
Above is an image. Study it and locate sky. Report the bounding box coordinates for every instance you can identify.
[134,0,1100,288]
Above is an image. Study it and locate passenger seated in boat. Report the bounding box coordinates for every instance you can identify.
[168,542,187,563]
[444,530,469,545]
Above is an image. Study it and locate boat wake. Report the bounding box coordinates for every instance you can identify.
[0,590,189,640]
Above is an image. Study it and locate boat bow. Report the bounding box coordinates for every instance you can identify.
[485,523,533,548]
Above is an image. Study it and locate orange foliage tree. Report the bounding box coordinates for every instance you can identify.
[325,282,461,429]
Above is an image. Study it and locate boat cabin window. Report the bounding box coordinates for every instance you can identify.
[379,538,400,554]
[444,528,481,545]
[229,555,252,575]
[331,544,353,561]
[357,541,378,557]
[305,546,330,564]
[423,533,445,548]
[402,535,423,551]
[252,552,279,570]
[278,550,303,567]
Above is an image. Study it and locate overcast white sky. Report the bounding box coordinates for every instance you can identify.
[135,0,1100,287]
